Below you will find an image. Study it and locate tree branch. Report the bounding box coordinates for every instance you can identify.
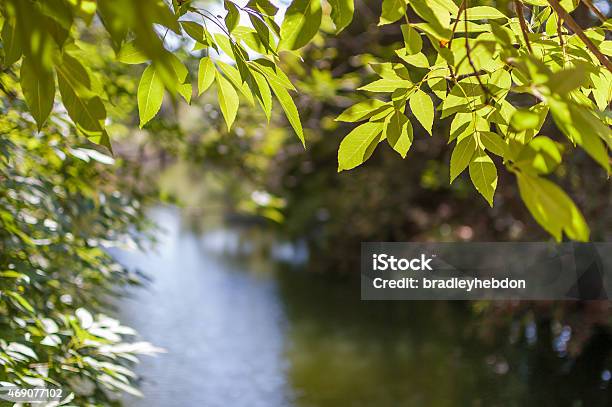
[547,0,612,73]
[581,0,607,23]
[447,0,467,84]
[464,2,492,101]
[514,0,533,54]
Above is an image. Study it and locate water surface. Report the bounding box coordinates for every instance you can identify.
[115,207,612,407]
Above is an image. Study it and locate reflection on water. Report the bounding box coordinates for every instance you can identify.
[114,207,612,407]
[113,207,293,407]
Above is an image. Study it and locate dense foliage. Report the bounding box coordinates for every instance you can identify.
[0,0,611,403]
[1,0,609,240]
[0,105,160,402]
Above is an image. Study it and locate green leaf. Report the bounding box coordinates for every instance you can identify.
[379,0,407,25]
[329,0,354,32]
[56,54,111,150]
[197,57,216,95]
[336,99,388,122]
[338,122,384,171]
[401,24,423,55]
[117,41,149,64]
[249,14,274,53]
[20,57,55,131]
[479,131,508,157]
[384,110,413,158]
[1,20,22,65]
[397,50,430,68]
[137,65,165,127]
[409,0,452,40]
[6,292,34,313]
[247,0,279,15]
[224,1,240,32]
[280,0,322,50]
[546,66,587,95]
[216,70,240,130]
[358,79,413,92]
[548,97,610,173]
[464,6,507,20]
[178,82,192,104]
[252,59,295,90]
[182,21,208,44]
[469,148,497,206]
[409,89,433,135]
[517,173,589,241]
[510,109,540,131]
[515,136,562,175]
[216,61,255,105]
[267,77,304,144]
[251,69,272,121]
[450,135,476,182]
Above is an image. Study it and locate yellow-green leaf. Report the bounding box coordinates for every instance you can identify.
[479,131,508,157]
[409,89,434,135]
[401,24,422,55]
[117,41,148,64]
[358,79,413,93]
[198,57,216,95]
[469,148,497,206]
[385,110,413,158]
[178,82,192,104]
[280,0,322,50]
[379,0,407,26]
[329,0,354,33]
[464,6,507,20]
[517,173,589,241]
[336,99,388,122]
[268,77,304,144]
[338,122,384,171]
[251,69,272,121]
[450,135,476,182]
[216,70,239,130]
[137,65,164,127]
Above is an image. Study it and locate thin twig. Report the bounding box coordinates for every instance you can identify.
[447,0,466,84]
[557,14,567,66]
[464,1,492,101]
[547,0,612,72]
[581,0,607,23]
[448,0,466,50]
[514,0,533,53]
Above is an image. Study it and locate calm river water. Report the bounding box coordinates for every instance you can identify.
[113,207,611,407]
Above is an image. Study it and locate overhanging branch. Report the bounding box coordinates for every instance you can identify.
[547,0,612,73]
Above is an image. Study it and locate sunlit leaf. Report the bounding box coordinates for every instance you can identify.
[336,99,388,122]
[401,24,423,55]
[450,135,476,182]
[469,148,497,206]
[409,89,433,135]
[379,0,407,26]
[280,0,322,50]
[517,173,589,241]
[216,70,239,130]
[137,65,164,127]
[384,110,413,158]
[329,0,354,32]
[338,122,384,171]
[197,57,216,95]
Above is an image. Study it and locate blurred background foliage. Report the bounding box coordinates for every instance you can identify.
[0,98,162,403]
